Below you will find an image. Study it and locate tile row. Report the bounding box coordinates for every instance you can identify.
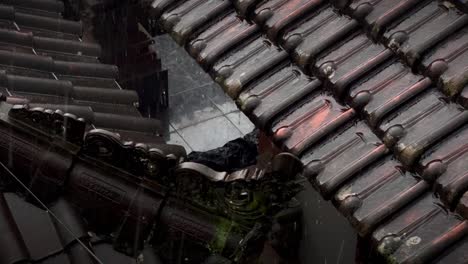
[0,4,82,40]
[221,0,468,103]
[331,0,468,100]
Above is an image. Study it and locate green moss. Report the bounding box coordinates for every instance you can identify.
[209,218,235,254]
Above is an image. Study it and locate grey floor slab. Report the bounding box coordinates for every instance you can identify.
[178,116,243,152]
[168,87,224,130]
[203,82,239,114]
[154,35,213,95]
[154,34,254,153]
[166,63,198,95]
[226,111,255,135]
[165,131,193,153]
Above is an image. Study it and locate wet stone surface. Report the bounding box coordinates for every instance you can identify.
[154,34,255,152]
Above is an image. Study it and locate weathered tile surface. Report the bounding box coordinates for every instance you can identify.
[373,193,468,264]
[271,92,356,156]
[380,89,467,166]
[335,156,428,236]
[161,0,232,45]
[419,125,468,208]
[301,122,388,198]
[253,0,325,41]
[281,5,359,71]
[314,32,393,98]
[187,11,259,69]
[346,0,426,38]
[348,61,432,127]
[212,36,288,98]
[383,1,468,66]
[238,64,321,129]
[421,27,468,97]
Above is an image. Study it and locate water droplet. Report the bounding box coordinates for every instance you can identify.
[406,236,421,246]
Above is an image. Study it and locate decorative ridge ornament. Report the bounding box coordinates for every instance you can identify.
[175,152,302,183]
[82,129,178,179]
[8,104,86,145]
[172,153,303,224]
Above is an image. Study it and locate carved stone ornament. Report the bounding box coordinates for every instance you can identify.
[172,153,304,224]
[8,104,86,144]
[82,129,177,178]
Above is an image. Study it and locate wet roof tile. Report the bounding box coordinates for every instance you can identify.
[5,193,73,261]
[301,121,388,198]
[281,5,359,70]
[230,0,262,18]
[379,89,467,166]
[212,36,288,98]
[253,0,325,41]
[3,0,65,14]
[160,0,232,45]
[271,92,356,156]
[0,193,30,264]
[0,28,100,57]
[421,27,468,97]
[383,1,468,66]
[460,86,468,108]
[345,0,426,39]
[419,125,468,209]
[314,32,393,98]
[348,61,432,127]
[334,155,428,236]
[187,11,259,69]
[373,193,468,264]
[432,236,468,263]
[0,5,82,35]
[0,192,160,264]
[150,0,183,20]
[237,63,321,129]
[451,0,468,13]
